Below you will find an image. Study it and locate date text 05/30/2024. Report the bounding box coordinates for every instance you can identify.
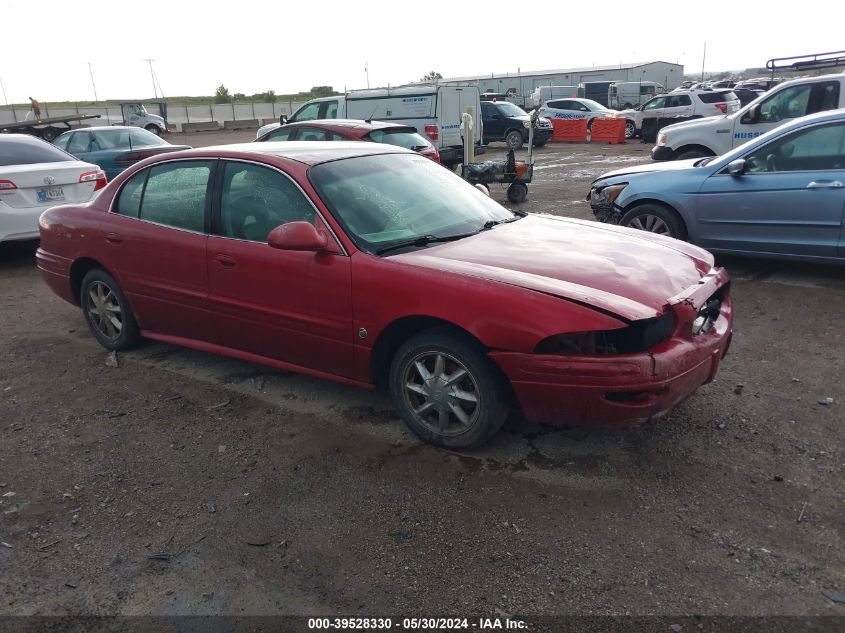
[307,617,527,630]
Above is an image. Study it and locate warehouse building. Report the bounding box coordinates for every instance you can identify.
[441,61,684,99]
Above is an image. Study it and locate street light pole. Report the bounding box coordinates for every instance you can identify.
[0,75,8,106]
[365,61,370,89]
[88,62,99,102]
[144,59,158,98]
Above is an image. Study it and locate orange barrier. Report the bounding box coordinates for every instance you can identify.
[551,118,588,143]
[589,118,627,144]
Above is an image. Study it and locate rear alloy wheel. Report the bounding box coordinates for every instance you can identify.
[620,203,686,240]
[81,269,141,351]
[505,130,524,150]
[624,120,636,139]
[389,330,510,448]
[41,127,58,142]
[145,124,161,136]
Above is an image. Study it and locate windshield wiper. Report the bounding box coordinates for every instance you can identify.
[376,232,476,256]
[482,213,525,230]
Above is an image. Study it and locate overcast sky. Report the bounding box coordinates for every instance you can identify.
[2,1,842,104]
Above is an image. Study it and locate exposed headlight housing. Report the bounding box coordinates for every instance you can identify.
[657,133,668,145]
[590,183,627,207]
[535,312,676,355]
[691,297,722,335]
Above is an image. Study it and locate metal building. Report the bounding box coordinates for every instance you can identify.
[441,61,684,100]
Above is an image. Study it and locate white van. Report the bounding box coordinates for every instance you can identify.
[608,82,665,109]
[652,73,845,160]
[256,85,483,167]
[530,86,580,108]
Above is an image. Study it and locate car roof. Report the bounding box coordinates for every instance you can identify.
[176,140,412,166]
[0,133,52,144]
[61,126,149,133]
[281,119,415,132]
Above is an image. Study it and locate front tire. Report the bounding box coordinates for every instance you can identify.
[388,329,510,449]
[675,148,713,161]
[80,269,141,351]
[620,203,687,240]
[624,120,636,139]
[505,130,524,150]
[145,124,162,136]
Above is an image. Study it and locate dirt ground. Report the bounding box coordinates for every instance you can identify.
[1,130,844,623]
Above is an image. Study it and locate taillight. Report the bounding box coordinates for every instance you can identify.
[0,179,17,190]
[80,169,108,191]
[424,124,439,141]
[714,103,727,113]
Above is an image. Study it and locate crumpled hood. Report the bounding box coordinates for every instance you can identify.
[393,215,715,321]
[592,158,701,182]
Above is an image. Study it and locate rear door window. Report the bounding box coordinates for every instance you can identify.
[263,127,293,142]
[365,129,431,149]
[697,91,736,104]
[138,161,214,232]
[296,127,331,141]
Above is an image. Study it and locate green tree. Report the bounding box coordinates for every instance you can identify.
[421,71,443,82]
[214,84,232,104]
[310,86,335,97]
[263,90,277,103]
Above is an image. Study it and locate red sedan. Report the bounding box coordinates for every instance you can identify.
[255,119,441,163]
[37,142,733,448]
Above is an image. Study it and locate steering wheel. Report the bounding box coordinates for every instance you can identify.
[766,106,780,122]
[229,195,271,240]
[765,154,781,172]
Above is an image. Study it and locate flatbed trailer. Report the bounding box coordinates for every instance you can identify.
[0,113,102,141]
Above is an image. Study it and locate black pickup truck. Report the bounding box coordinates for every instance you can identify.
[480,100,552,150]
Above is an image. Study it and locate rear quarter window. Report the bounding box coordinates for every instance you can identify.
[698,91,737,103]
[0,137,75,166]
[365,129,431,150]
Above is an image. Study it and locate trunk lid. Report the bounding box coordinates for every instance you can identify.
[0,161,99,208]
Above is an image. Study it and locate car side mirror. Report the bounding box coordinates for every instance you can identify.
[267,221,329,251]
[742,104,760,124]
[280,114,288,125]
[727,158,746,176]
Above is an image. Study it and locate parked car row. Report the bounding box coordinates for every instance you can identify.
[589,107,845,263]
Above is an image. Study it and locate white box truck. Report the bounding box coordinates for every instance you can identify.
[257,85,484,168]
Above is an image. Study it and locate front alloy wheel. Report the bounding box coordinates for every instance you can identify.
[620,203,686,240]
[389,330,510,448]
[403,351,480,436]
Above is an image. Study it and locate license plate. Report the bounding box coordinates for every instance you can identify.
[37,187,64,203]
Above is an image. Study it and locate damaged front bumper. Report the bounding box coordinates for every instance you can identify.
[491,269,733,427]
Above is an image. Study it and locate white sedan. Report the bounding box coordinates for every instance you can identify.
[0,134,105,242]
[536,98,636,138]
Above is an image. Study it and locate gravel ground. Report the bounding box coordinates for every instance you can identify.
[1,130,843,622]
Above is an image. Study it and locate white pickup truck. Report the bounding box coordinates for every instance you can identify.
[651,74,845,160]
[257,84,483,168]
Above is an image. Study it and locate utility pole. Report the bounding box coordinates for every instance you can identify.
[365,61,370,89]
[701,42,707,82]
[0,75,8,106]
[144,59,158,98]
[87,62,99,102]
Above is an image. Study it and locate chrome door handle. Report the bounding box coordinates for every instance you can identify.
[806,180,844,189]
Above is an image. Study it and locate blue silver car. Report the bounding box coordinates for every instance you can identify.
[588,109,845,263]
[54,126,189,181]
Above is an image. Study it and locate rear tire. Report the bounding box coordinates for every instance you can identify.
[620,203,687,240]
[41,127,58,142]
[388,329,510,449]
[80,269,141,351]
